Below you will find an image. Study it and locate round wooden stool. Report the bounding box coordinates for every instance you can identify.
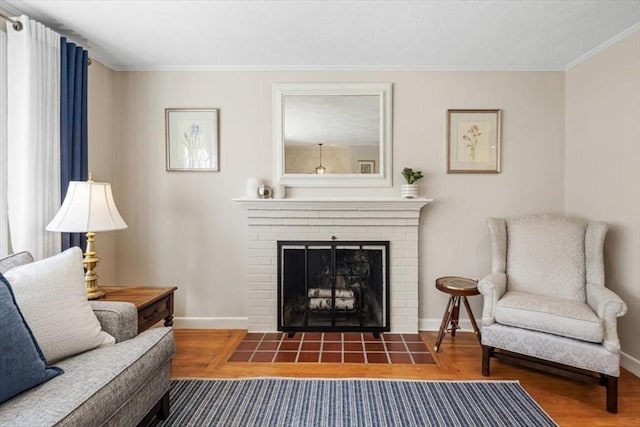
[433,276,481,352]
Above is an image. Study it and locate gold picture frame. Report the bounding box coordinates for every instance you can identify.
[165,108,219,171]
[447,109,501,173]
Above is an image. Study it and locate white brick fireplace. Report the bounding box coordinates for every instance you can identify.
[234,197,432,333]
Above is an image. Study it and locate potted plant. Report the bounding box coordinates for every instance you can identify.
[401,167,423,199]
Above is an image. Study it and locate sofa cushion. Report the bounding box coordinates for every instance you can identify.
[89,300,139,343]
[4,247,115,363]
[0,251,34,273]
[0,327,175,426]
[506,214,587,302]
[495,291,603,343]
[0,274,62,403]
[482,323,620,377]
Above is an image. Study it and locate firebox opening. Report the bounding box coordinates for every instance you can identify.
[277,241,390,333]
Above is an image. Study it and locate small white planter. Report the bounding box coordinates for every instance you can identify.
[272,184,286,199]
[401,184,419,199]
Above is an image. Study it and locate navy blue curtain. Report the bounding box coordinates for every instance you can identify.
[60,37,89,250]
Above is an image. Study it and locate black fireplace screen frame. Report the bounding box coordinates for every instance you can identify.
[277,240,390,333]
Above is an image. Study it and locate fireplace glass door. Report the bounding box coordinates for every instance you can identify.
[277,241,389,333]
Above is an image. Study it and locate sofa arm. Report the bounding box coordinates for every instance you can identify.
[477,272,507,326]
[586,283,627,353]
[89,301,138,343]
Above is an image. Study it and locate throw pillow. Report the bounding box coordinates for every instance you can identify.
[0,273,63,403]
[4,247,115,363]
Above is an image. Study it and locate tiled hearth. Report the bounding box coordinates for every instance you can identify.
[234,197,432,333]
[228,332,435,364]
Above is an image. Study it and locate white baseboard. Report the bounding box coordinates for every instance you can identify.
[621,351,640,378]
[173,317,248,330]
[419,318,481,332]
[173,319,421,333]
[174,317,461,333]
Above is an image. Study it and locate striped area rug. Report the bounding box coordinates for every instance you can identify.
[150,378,557,426]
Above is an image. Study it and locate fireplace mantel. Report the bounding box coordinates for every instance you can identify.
[232,197,433,211]
[234,196,433,333]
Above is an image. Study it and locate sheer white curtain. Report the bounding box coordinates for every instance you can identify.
[7,16,61,260]
[0,30,9,257]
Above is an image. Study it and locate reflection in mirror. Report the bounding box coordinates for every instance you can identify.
[284,95,379,174]
[274,83,392,187]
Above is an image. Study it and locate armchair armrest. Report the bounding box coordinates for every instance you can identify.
[89,301,138,343]
[586,283,627,353]
[477,272,507,326]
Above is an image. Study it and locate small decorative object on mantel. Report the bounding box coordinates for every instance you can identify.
[246,178,261,198]
[258,184,272,199]
[272,184,286,199]
[447,109,501,173]
[401,167,423,199]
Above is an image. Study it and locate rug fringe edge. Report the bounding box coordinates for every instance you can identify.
[170,376,522,384]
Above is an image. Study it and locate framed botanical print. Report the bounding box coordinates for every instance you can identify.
[166,108,219,171]
[447,109,501,173]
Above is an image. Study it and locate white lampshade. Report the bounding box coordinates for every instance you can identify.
[46,181,127,233]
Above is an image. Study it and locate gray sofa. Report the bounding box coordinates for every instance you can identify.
[0,252,176,426]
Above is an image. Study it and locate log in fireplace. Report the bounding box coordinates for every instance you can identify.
[277,240,390,334]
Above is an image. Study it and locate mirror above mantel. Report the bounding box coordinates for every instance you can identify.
[273,82,393,187]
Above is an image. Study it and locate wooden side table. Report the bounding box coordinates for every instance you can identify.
[433,276,481,352]
[99,286,177,333]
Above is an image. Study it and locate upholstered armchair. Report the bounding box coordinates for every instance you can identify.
[478,214,627,413]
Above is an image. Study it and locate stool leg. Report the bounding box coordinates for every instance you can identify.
[434,296,454,352]
[462,296,482,343]
[450,296,461,337]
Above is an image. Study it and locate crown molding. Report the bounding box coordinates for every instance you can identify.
[565,23,640,71]
[112,64,565,72]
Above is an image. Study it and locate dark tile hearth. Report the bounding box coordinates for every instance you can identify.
[228,332,435,364]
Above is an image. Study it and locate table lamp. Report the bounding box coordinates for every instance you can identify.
[46,176,127,299]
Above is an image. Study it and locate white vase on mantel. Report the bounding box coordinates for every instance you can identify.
[246,178,261,199]
[272,184,286,199]
[401,184,419,199]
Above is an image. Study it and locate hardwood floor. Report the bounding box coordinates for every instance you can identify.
[171,329,640,426]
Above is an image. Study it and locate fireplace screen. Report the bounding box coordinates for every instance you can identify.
[277,241,390,333]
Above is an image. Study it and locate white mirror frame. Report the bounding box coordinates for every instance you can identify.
[273,82,393,187]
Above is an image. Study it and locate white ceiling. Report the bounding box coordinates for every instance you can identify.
[3,0,639,71]
[285,95,380,146]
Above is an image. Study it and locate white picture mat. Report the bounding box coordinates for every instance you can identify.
[166,109,219,171]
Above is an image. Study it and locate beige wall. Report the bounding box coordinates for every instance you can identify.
[565,31,640,365]
[107,70,565,327]
[88,61,117,284]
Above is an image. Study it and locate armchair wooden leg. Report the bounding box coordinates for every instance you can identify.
[603,375,618,414]
[482,345,492,376]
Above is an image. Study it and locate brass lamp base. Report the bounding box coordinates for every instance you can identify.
[83,231,105,300]
[86,286,105,300]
